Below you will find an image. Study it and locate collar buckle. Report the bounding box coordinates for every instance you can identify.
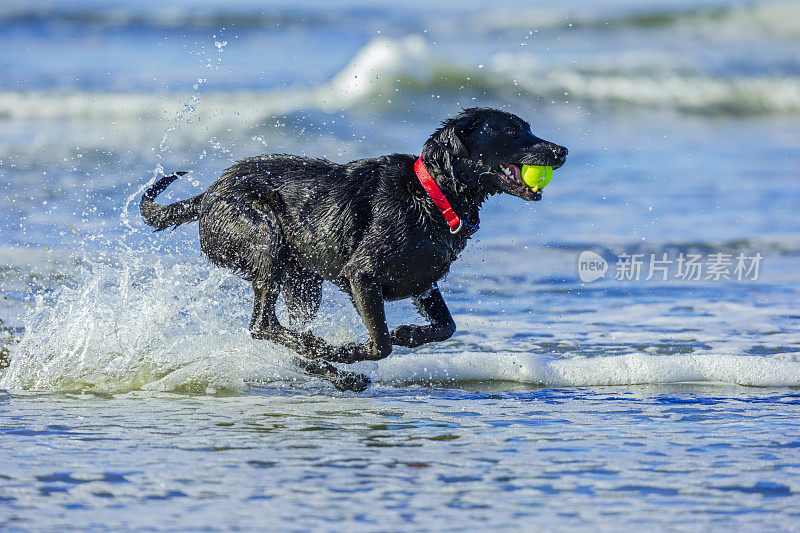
[450,219,479,237]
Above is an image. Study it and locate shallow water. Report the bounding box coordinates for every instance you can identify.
[2,0,800,529]
[4,386,800,530]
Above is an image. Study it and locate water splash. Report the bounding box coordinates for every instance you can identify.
[3,249,800,394]
[0,253,299,394]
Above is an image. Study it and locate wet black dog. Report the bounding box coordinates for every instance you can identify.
[141,107,567,391]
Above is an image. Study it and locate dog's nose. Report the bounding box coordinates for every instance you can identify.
[551,145,568,161]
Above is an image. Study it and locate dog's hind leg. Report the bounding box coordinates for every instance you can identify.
[201,191,370,390]
[390,284,456,348]
[250,281,370,392]
[281,259,323,327]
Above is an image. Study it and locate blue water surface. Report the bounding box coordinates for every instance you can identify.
[1,0,800,529]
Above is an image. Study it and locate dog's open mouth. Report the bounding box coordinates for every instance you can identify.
[499,163,522,183]
[496,163,542,200]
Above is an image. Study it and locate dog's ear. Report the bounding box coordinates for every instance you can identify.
[446,116,473,159]
[428,111,477,160]
[421,111,482,187]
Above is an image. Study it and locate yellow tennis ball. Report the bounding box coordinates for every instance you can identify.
[521,165,553,191]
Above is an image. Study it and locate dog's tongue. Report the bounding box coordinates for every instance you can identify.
[502,163,520,181]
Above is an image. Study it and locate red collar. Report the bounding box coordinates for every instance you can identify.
[414,157,478,236]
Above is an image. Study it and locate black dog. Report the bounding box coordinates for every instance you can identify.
[141,107,567,391]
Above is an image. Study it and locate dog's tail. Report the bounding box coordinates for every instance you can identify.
[140,172,204,231]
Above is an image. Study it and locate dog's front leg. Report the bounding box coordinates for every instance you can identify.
[327,273,393,363]
[390,284,456,348]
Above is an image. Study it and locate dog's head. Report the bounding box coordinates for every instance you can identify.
[421,107,567,201]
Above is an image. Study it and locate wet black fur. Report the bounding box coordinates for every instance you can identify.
[141,107,567,391]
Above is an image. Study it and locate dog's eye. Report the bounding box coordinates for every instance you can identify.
[506,125,520,136]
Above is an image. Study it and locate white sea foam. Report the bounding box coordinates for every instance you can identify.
[363,351,800,388]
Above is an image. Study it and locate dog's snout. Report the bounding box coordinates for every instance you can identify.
[551,145,568,161]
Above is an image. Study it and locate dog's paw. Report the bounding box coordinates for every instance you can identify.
[390,325,424,348]
[330,341,390,363]
[332,371,371,393]
[329,342,368,364]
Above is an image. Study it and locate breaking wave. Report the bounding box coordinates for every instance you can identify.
[2,30,800,150]
[485,0,800,37]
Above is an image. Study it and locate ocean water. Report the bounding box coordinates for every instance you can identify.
[2,0,800,530]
